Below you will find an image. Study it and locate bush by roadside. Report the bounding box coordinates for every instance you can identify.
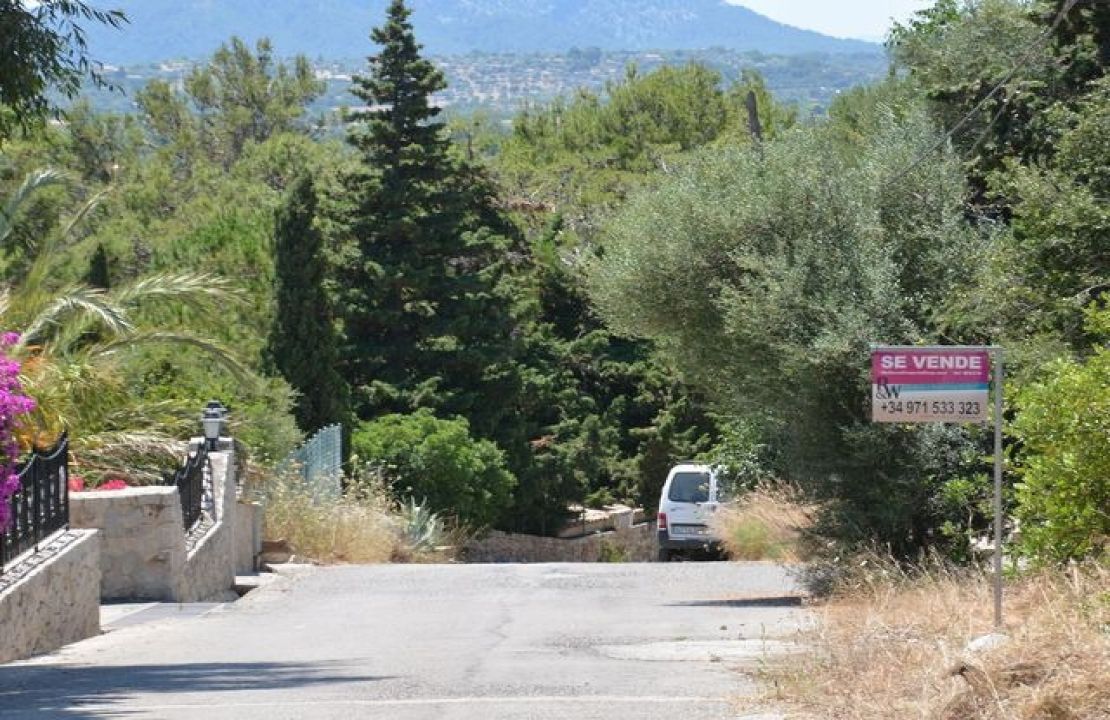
[351,410,516,529]
[1011,308,1110,564]
[252,469,465,565]
[710,483,816,562]
[258,471,398,564]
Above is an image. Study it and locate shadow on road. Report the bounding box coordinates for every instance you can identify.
[0,660,390,718]
[666,595,804,608]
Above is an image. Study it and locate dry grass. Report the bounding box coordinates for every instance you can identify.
[758,558,1110,720]
[253,469,465,565]
[711,482,816,561]
[258,472,401,564]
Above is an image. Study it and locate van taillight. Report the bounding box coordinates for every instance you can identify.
[657,512,668,531]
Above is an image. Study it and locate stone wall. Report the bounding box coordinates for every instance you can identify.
[70,441,247,602]
[464,523,657,563]
[70,486,184,601]
[233,500,262,575]
[0,530,101,664]
[178,449,238,602]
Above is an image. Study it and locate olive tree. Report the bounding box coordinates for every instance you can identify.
[588,107,993,555]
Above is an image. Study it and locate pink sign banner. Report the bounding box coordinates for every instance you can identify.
[871,347,991,423]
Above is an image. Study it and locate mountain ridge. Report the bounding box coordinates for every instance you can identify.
[84,0,880,63]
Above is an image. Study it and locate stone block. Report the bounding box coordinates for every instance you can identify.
[0,530,101,664]
[464,523,657,563]
[69,444,240,603]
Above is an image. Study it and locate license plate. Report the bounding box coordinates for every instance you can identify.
[671,525,709,536]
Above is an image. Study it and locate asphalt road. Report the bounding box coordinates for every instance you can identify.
[0,563,806,719]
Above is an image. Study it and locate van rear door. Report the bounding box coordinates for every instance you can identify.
[662,470,714,539]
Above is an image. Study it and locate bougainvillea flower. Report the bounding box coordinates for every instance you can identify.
[0,334,37,531]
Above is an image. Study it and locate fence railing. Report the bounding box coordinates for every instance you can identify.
[280,424,342,499]
[163,443,209,531]
[0,434,70,575]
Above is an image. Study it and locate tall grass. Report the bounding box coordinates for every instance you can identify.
[759,557,1110,719]
[257,471,400,564]
[252,468,464,565]
[711,482,815,561]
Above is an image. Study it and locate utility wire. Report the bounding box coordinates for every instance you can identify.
[889,0,1081,184]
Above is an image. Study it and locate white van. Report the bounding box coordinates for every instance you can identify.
[656,463,731,561]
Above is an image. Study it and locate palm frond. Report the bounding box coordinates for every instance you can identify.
[17,348,129,439]
[20,187,114,294]
[93,401,198,441]
[57,187,112,246]
[76,430,187,461]
[74,431,189,485]
[16,286,133,349]
[88,330,253,383]
[97,399,198,427]
[113,272,243,315]
[0,169,68,246]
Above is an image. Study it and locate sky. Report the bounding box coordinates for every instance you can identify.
[727,0,936,42]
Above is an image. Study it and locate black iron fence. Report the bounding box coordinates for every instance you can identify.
[0,434,70,575]
[163,443,209,531]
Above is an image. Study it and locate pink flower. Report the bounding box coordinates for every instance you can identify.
[0,473,21,528]
[68,475,86,492]
[0,335,37,531]
[98,479,130,491]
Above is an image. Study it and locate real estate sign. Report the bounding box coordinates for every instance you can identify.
[871,347,990,423]
[870,343,1005,628]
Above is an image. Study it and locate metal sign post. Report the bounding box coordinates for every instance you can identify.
[991,348,1004,628]
[871,345,1005,628]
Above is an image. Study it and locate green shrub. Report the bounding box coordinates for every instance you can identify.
[584,487,616,509]
[1012,309,1110,563]
[597,540,628,563]
[351,410,516,528]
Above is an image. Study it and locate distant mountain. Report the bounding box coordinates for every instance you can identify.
[84,0,879,64]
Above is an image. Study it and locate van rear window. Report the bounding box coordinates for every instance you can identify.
[668,472,710,503]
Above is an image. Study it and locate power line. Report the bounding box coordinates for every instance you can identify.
[889,0,1081,184]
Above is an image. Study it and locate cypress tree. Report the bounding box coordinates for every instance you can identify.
[339,0,517,438]
[267,173,348,433]
[85,243,111,289]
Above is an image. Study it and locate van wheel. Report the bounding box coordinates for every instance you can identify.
[657,548,673,562]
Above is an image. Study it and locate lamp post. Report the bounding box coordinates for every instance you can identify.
[201,401,228,451]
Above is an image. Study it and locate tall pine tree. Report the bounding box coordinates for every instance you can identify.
[339,0,517,438]
[267,173,348,433]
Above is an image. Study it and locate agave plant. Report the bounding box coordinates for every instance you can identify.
[398,497,447,554]
[1,164,251,482]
